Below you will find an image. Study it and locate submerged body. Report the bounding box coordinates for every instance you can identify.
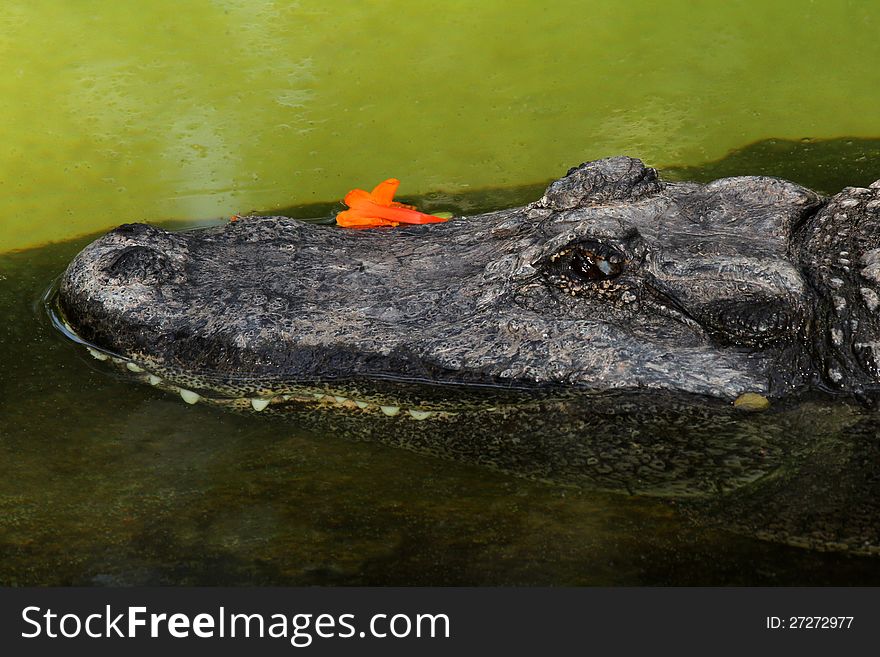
[54,157,880,553]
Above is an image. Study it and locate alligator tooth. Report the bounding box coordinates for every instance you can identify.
[733,392,770,411]
[87,348,108,361]
[179,388,200,405]
[251,398,270,411]
[147,375,162,386]
[333,396,349,404]
[126,362,144,373]
[380,405,401,416]
[354,400,370,409]
[407,409,433,420]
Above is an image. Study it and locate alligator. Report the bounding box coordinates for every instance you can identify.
[52,156,880,554]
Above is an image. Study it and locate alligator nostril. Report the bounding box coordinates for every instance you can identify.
[103,245,180,284]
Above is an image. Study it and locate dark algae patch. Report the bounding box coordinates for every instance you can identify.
[662,137,880,194]
[3,140,880,585]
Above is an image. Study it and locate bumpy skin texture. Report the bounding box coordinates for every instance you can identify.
[56,156,880,554]
[60,156,880,400]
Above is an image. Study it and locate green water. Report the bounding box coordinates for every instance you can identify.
[3,230,880,586]
[2,0,880,252]
[3,1,880,585]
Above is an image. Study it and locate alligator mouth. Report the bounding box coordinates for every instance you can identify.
[44,281,554,419]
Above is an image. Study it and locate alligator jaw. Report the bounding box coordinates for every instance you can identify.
[49,298,547,418]
[54,156,880,404]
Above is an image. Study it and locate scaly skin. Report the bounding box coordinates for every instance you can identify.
[54,156,880,554]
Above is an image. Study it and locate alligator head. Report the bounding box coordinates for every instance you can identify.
[53,156,880,554]
[57,156,880,407]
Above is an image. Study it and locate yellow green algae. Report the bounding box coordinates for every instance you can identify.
[2,0,880,252]
[2,1,880,586]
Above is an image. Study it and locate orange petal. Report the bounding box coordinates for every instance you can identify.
[344,188,373,209]
[338,180,451,228]
[365,203,449,225]
[369,178,400,206]
[396,211,449,224]
[336,208,398,228]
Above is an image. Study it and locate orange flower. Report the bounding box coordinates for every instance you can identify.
[336,178,449,228]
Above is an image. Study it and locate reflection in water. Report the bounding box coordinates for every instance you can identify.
[2,140,880,585]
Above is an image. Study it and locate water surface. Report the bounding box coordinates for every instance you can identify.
[3,140,880,584]
[2,1,880,585]
[2,0,880,251]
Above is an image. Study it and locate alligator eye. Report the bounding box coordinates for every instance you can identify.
[545,241,625,283]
